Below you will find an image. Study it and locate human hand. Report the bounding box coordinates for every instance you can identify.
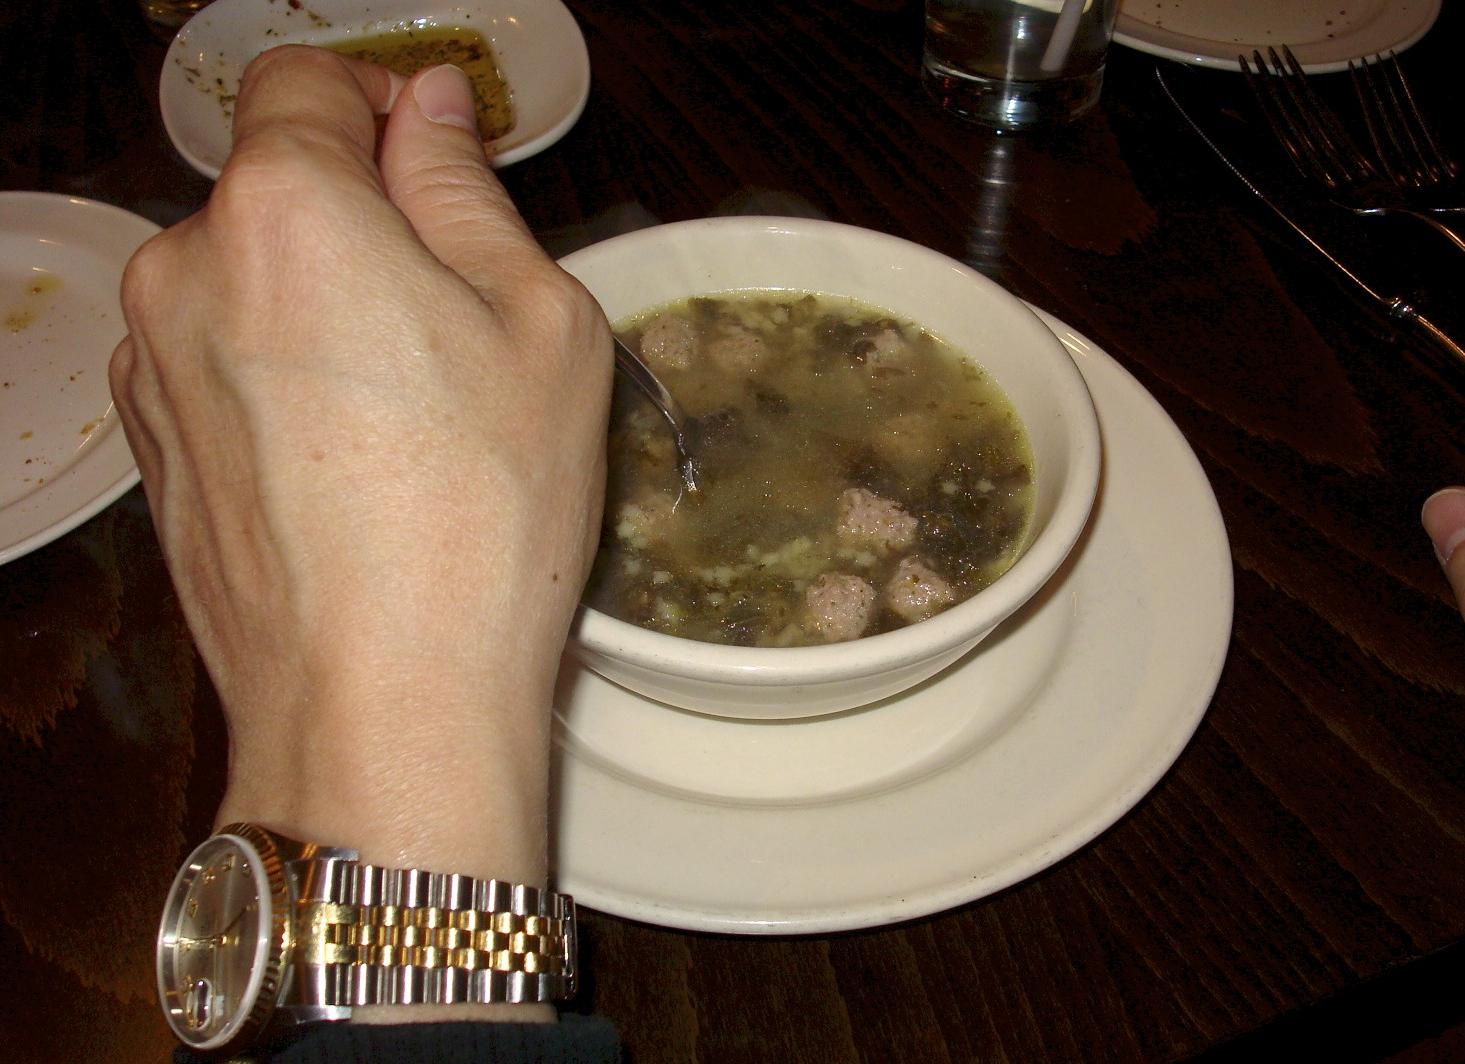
[1422,488,1465,620]
[110,47,611,890]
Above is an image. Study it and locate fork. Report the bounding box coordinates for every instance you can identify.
[1240,46,1464,252]
[1349,51,1460,198]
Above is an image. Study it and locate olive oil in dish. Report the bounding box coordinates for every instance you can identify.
[329,24,513,141]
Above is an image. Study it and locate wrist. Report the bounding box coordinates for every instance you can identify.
[218,678,554,887]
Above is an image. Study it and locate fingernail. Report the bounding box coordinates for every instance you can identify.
[381,69,408,114]
[1421,487,1465,565]
[413,65,477,133]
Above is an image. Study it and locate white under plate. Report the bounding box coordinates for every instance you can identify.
[160,0,591,180]
[550,308,1234,934]
[0,193,153,566]
[1114,0,1440,73]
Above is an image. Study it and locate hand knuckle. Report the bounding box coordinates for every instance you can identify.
[215,131,330,214]
[107,338,136,398]
[242,43,338,91]
[510,266,606,346]
[119,232,173,325]
[209,141,355,264]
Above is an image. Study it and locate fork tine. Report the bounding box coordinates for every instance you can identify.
[1352,54,1419,186]
[1245,46,1379,188]
[1261,47,1345,184]
[1262,47,1347,184]
[1349,52,1458,190]
[1240,51,1328,184]
[1348,56,1397,183]
[1276,45,1379,185]
[1377,52,1458,185]
[1240,48,1354,189]
[1376,58,1432,184]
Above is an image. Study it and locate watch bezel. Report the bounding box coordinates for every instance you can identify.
[156,825,292,1054]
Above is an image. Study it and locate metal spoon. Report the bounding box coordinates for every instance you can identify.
[612,335,701,494]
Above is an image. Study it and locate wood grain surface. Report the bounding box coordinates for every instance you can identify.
[1,0,1462,1060]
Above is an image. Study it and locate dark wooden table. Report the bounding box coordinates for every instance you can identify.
[3,1,1463,1061]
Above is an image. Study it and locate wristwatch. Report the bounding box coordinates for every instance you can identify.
[155,822,577,1056]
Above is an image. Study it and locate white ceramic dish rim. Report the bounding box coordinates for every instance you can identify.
[0,192,151,566]
[159,0,591,180]
[563,217,1102,688]
[1113,0,1440,74]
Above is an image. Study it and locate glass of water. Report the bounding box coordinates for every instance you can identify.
[922,0,1120,130]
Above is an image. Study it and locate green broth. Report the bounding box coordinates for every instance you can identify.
[585,292,1034,647]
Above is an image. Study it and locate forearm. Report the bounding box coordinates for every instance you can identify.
[204,474,586,883]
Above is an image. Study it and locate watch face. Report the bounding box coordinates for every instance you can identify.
[156,834,275,1050]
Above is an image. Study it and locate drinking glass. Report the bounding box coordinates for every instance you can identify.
[922,0,1120,129]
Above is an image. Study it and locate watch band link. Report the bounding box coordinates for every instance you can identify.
[294,859,576,1006]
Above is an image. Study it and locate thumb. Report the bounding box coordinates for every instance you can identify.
[1422,487,1465,620]
[377,63,547,299]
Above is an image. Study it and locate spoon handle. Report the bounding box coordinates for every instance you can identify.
[612,336,701,493]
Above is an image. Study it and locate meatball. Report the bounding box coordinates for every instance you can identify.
[873,412,941,471]
[884,556,955,623]
[707,325,770,374]
[836,487,918,552]
[864,327,910,370]
[639,313,696,372]
[805,573,877,643]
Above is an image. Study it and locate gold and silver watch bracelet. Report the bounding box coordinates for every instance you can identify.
[294,855,577,1006]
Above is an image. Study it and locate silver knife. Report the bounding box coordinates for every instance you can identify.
[1155,67,1465,368]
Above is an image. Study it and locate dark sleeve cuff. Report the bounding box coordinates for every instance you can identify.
[174,1014,621,1064]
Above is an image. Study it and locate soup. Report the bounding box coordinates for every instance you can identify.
[585,292,1034,647]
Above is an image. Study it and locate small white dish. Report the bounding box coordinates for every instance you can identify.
[0,193,154,566]
[550,308,1234,933]
[1114,0,1440,73]
[159,0,590,180]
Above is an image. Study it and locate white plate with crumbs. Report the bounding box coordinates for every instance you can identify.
[550,309,1234,933]
[1114,0,1440,73]
[160,0,590,180]
[0,193,154,566]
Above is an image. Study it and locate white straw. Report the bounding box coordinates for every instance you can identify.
[1040,0,1088,73]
